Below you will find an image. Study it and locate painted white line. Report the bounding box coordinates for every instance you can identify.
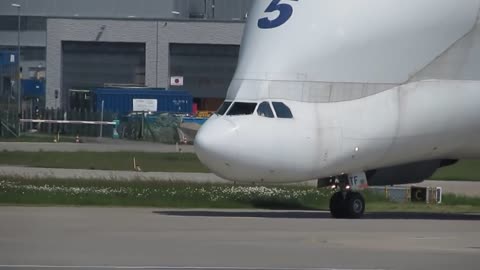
[408,236,456,240]
[20,119,116,125]
[0,265,384,270]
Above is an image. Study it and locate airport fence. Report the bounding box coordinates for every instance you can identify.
[0,115,15,138]
[20,108,116,138]
[0,104,19,137]
[16,108,183,144]
[369,186,443,204]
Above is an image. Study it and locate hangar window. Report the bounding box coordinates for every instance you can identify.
[272,102,293,118]
[216,101,232,115]
[227,102,257,116]
[257,102,275,118]
[0,16,46,31]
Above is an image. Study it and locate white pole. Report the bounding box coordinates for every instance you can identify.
[12,3,21,136]
[99,100,104,137]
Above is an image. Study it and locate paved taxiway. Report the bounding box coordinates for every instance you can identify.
[0,207,479,270]
[0,142,194,153]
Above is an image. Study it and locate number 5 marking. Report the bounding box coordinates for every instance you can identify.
[257,0,294,29]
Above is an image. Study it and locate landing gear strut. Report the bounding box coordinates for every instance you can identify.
[328,175,366,219]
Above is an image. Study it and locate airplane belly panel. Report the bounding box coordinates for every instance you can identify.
[380,80,480,164]
[321,85,400,173]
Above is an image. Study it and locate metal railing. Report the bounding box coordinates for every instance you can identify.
[369,186,443,204]
[20,108,117,137]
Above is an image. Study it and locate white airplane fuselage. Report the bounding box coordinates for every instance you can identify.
[195,0,480,184]
[195,80,480,183]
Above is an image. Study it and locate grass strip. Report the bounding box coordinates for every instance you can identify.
[0,134,78,143]
[431,160,480,181]
[0,178,334,209]
[0,151,209,173]
[1,151,480,182]
[1,178,480,213]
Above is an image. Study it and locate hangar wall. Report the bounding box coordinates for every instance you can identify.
[46,18,244,108]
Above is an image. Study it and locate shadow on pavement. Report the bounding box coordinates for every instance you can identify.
[155,210,480,220]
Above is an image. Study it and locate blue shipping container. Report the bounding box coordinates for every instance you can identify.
[182,117,208,125]
[22,79,45,97]
[94,88,193,114]
[0,51,17,66]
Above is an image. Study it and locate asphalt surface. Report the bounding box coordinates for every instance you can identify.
[0,207,479,270]
[0,165,230,183]
[0,142,194,153]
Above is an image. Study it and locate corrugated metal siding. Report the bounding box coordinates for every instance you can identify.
[62,41,146,102]
[169,43,240,98]
[0,0,175,18]
[94,88,193,114]
[0,0,251,20]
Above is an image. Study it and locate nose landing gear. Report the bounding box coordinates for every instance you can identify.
[330,190,365,219]
[328,174,367,219]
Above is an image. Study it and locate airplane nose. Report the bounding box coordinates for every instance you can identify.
[194,117,238,177]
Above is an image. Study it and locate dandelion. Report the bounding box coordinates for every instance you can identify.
[0,178,333,208]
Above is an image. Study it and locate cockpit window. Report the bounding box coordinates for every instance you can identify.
[257,102,275,118]
[216,101,232,115]
[272,102,293,118]
[226,102,257,116]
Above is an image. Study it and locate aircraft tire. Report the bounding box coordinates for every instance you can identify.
[345,192,365,219]
[329,191,348,218]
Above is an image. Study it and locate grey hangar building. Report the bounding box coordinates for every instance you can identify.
[0,0,251,111]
